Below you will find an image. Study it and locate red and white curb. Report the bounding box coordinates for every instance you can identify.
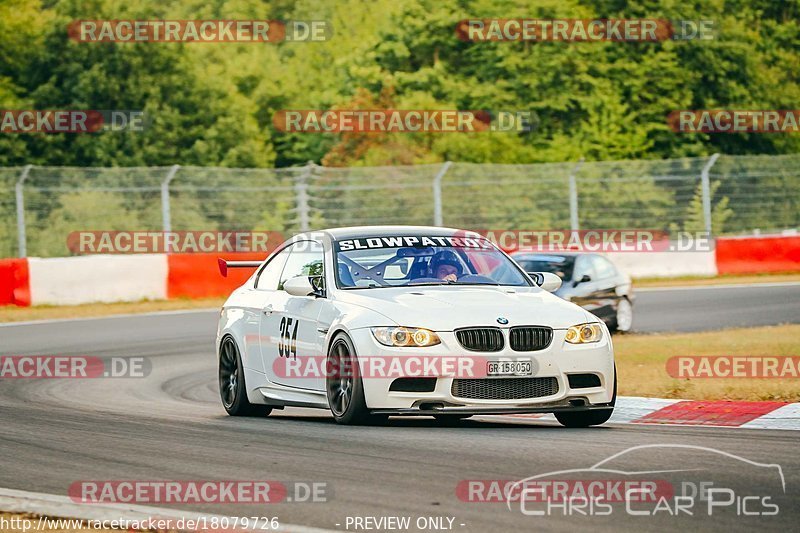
[500,396,800,430]
[0,487,336,533]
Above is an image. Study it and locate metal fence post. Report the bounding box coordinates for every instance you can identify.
[432,161,452,226]
[15,165,32,258]
[700,153,720,236]
[568,158,584,231]
[161,165,180,234]
[295,161,313,232]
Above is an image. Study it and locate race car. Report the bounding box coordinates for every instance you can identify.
[511,251,634,332]
[216,226,616,426]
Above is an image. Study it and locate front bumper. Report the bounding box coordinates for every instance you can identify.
[349,326,615,413]
[371,400,614,416]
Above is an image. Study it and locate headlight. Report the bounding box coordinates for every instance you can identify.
[371,327,441,347]
[565,323,603,344]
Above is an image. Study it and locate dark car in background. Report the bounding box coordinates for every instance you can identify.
[512,252,634,332]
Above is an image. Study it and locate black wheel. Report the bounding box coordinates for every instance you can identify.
[326,333,386,425]
[434,414,472,426]
[555,368,616,428]
[219,336,272,417]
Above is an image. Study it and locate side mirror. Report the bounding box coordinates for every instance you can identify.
[573,274,591,287]
[531,272,562,292]
[284,276,322,297]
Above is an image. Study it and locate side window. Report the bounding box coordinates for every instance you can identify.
[573,255,595,282]
[592,256,616,280]
[383,257,412,281]
[279,241,325,291]
[255,246,292,290]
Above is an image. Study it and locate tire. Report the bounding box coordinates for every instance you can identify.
[219,336,272,417]
[326,333,386,425]
[434,414,472,426]
[609,297,633,333]
[555,368,616,428]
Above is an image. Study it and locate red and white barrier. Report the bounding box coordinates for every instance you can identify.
[605,248,717,278]
[167,252,264,299]
[506,397,800,430]
[716,235,800,274]
[0,258,31,306]
[0,235,798,307]
[27,255,168,305]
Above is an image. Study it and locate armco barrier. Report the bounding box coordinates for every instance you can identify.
[716,235,800,274]
[0,258,31,306]
[167,252,266,299]
[605,247,717,278]
[2,235,799,307]
[27,255,168,305]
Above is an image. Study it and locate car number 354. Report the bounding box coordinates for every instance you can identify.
[278,317,299,359]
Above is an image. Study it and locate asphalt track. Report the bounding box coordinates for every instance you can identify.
[1,283,799,532]
[633,282,800,333]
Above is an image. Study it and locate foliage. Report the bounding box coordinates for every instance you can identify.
[2,0,798,167]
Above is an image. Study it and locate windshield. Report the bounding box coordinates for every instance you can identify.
[334,235,532,289]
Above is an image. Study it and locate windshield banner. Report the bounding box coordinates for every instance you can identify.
[335,235,493,251]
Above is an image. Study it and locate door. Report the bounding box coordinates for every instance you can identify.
[237,245,292,374]
[569,255,598,312]
[589,255,621,322]
[260,241,328,391]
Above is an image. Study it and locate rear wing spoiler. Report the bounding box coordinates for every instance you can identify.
[218,258,261,277]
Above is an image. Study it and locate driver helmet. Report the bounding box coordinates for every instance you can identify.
[428,250,463,278]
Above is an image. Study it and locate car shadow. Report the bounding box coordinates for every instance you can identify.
[263,413,617,430]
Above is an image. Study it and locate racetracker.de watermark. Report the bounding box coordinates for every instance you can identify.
[273,355,509,379]
[669,110,800,133]
[472,230,713,253]
[68,20,331,42]
[68,480,330,504]
[666,356,800,378]
[0,110,146,133]
[0,356,149,379]
[455,19,714,42]
[67,231,285,254]
[273,110,535,133]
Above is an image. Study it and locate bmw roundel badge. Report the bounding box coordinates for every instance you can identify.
[497,317,509,325]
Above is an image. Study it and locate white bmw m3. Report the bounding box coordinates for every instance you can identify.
[216,226,616,426]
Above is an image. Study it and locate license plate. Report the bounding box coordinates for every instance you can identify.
[487,360,532,376]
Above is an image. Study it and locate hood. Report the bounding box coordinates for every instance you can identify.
[334,285,592,331]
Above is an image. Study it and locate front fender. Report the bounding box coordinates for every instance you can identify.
[320,299,398,351]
